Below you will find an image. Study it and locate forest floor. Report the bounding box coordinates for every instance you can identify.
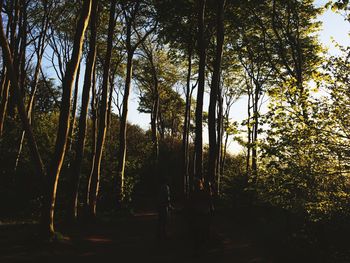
[0,203,340,263]
[0,207,274,263]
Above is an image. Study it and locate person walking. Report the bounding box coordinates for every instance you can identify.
[157,178,171,239]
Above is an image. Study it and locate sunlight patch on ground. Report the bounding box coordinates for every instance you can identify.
[86,236,113,243]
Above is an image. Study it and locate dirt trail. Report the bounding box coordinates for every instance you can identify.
[0,209,272,263]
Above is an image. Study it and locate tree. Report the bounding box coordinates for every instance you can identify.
[194,0,207,182]
[134,38,182,163]
[207,0,226,192]
[0,0,45,185]
[86,0,116,219]
[0,0,25,135]
[43,0,92,236]
[67,0,99,223]
[14,0,52,172]
[154,0,197,197]
[117,0,156,203]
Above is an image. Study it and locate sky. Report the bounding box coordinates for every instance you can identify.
[42,1,350,155]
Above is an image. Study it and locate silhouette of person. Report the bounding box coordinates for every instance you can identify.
[189,178,213,254]
[157,178,171,239]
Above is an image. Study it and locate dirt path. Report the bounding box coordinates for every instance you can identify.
[0,209,273,263]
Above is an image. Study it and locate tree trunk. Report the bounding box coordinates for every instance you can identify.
[194,0,206,182]
[107,76,114,130]
[182,49,192,198]
[86,62,97,210]
[220,128,229,187]
[12,0,28,170]
[0,0,19,135]
[42,0,92,236]
[216,93,223,195]
[0,0,45,184]
[18,0,27,93]
[246,82,252,176]
[207,0,225,190]
[87,0,116,218]
[7,0,20,118]
[67,0,98,223]
[251,84,259,179]
[14,6,50,171]
[117,1,156,204]
[117,50,133,204]
[67,61,81,153]
[144,48,159,173]
[151,74,159,166]
[0,77,10,136]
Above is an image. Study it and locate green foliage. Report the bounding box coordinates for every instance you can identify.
[134,44,185,137]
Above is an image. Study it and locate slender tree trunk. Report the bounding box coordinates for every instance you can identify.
[66,61,81,154]
[117,1,156,204]
[117,50,133,204]
[107,72,115,131]
[7,0,20,118]
[194,0,206,182]
[0,0,45,181]
[145,49,159,170]
[246,85,252,176]
[150,90,159,161]
[12,0,27,171]
[42,0,92,236]
[188,85,195,193]
[0,65,6,102]
[208,0,225,189]
[116,14,135,204]
[182,49,192,197]
[251,85,259,178]
[18,0,27,93]
[0,77,10,135]
[216,93,223,195]
[86,62,97,209]
[0,0,19,135]
[220,129,229,184]
[157,111,165,140]
[0,64,5,102]
[151,76,159,165]
[67,0,98,223]
[14,7,50,171]
[87,0,116,218]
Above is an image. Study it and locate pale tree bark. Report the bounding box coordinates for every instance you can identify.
[87,0,116,218]
[42,0,92,236]
[67,0,98,223]
[66,60,81,154]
